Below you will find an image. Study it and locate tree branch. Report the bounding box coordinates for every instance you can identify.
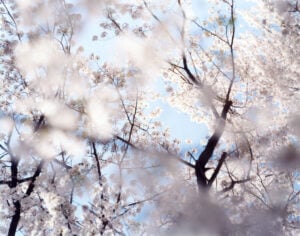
[115,135,195,168]
[208,152,227,187]
[221,178,251,193]
[24,160,44,197]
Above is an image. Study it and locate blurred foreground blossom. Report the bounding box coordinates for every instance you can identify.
[0,0,300,235]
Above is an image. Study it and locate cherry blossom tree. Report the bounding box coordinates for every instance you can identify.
[0,0,299,235]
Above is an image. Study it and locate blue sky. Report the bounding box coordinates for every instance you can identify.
[74,0,212,145]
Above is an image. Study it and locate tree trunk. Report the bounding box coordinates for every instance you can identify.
[8,200,21,236]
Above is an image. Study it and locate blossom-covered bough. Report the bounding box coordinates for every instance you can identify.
[0,0,300,235]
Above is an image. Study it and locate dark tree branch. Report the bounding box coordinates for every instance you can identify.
[53,158,72,170]
[8,151,20,235]
[24,160,44,197]
[143,0,161,23]
[91,141,102,184]
[8,200,21,236]
[182,54,200,85]
[194,0,236,190]
[182,54,220,118]
[195,99,232,188]
[225,1,236,102]
[8,155,44,235]
[34,114,45,132]
[192,19,228,44]
[208,152,227,187]
[221,178,251,193]
[0,180,10,185]
[107,10,122,32]
[0,0,21,41]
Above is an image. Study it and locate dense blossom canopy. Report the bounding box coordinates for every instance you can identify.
[0,0,299,235]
